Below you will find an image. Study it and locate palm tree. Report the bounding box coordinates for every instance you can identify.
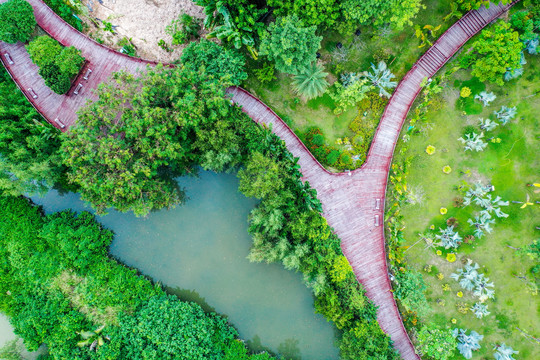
[478,118,499,131]
[453,328,483,359]
[471,302,490,319]
[474,91,496,106]
[494,106,517,125]
[292,63,329,100]
[361,61,397,97]
[435,225,463,249]
[458,132,487,152]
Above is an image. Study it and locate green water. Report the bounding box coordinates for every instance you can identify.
[27,171,339,360]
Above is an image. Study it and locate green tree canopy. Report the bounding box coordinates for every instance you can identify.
[259,15,322,75]
[464,21,524,86]
[238,152,285,199]
[0,0,36,43]
[268,0,341,28]
[181,39,247,86]
[61,66,233,216]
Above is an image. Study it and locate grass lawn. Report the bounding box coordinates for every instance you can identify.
[391,51,540,358]
[243,0,452,170]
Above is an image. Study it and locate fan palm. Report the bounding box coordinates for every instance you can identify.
[361,61,397,97]
[292,63,329,100]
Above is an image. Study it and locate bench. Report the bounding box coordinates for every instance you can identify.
[374,215,380,227]
[73,83,83,95]
[83,69,92,80]
[54,118,66,129]
[27,88,38,99]
[375,198,381,210]
[3,53,13,65]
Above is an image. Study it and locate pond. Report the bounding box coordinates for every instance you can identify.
[26,171,339,360]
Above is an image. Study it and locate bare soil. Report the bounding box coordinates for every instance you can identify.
[81,0,205,62]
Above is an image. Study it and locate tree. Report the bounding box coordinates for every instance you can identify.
[0,0,36,43]
[55,46,85,78]
[330,80,372,114]
[259,15,322,75]
[393,270,429,315]
[458,132,487,152]
[453,328,484,359]
[112,295,237,360]
[456,0,511,11]
[292,62,329,100]
[465,21,523,86]
[361,61,397,98]
[417,325,457,360]
[181,39,247,86]
[268,0,341,29]
[26,35,63,67]
[61,66,232,216]
[494,344,519,360]
[0,67,64,196]
[238,152,285,199]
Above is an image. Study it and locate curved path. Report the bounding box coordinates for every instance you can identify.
[0,1,518,359]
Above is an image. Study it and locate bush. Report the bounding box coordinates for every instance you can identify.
[0,0,36,43]
[166,13,200,45]
[27,35,84,94]
[43,0,82,31]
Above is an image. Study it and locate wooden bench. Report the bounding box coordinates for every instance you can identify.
[73,83,83,95]
[83,69,92,80]
[375,198,381,210]
[54,118,66,129]
[3,53,13,65]
[27,88,38,99]
[374,215,380,227]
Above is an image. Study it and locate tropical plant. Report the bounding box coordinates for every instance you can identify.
[474,91,496,106]
[478,118,499,131]
[436,226,463,249]
[166,13,200,45]
[292,63,329,100]
[458,132,487,152]
[475,194,509,218]
[451,260,495,301]
[443,2,463,21]
[467,213,495,238]
[330,80,372,114]
[452,328,484,359]
[494,344,519,360]
[463,182,493,206]
[471,302,490,319]
[494,105,517,125]
[0,0,36,43]
[254,63,276,83]
[340,72,361,87]
[259,15,322,75]
[361,61,397,97]
[76,325,109,351]
[415,24,442,48]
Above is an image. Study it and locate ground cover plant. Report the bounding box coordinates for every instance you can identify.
[27,35,85,94]
[385,6,540,358]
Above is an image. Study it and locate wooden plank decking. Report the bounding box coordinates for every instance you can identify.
[0,0,519,359]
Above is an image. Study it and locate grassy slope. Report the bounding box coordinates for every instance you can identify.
[394,52,540,358]
[243,0,451,146]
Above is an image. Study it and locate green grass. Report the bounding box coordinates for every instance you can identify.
[392,54,540,359]
[243,0,452,168]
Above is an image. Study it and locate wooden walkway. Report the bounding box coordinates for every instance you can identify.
[0,0,518,359]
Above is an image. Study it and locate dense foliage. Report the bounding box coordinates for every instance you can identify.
[43,0,83,31]
[181,39,247,86]
[460,21,523,85]
[26,36,85,94]
[0,0,36,43]
[259,15,322,75]
[0,196,271,359]
[0,67,64,196]
[166,13,200,45]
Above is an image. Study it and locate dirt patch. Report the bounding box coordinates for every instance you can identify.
[81,0,205,62]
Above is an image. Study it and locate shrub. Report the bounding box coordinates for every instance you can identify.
[0,0,36,43]
[460,86,472,98]
[326,150,340,165]
[27,35,84,94]
[166,13,200,45]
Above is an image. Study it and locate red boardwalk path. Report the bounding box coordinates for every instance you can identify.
[0,0,518,358]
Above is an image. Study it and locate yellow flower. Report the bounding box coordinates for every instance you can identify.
[443,165,452,174]
[451,318,457,324]
[440,207,448,215]
[436,250,442,256]
[430,224,435,230]
[426,145,436,155]
[457,291,463,298]
[437,273,444,280]
[446,253,456,263]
